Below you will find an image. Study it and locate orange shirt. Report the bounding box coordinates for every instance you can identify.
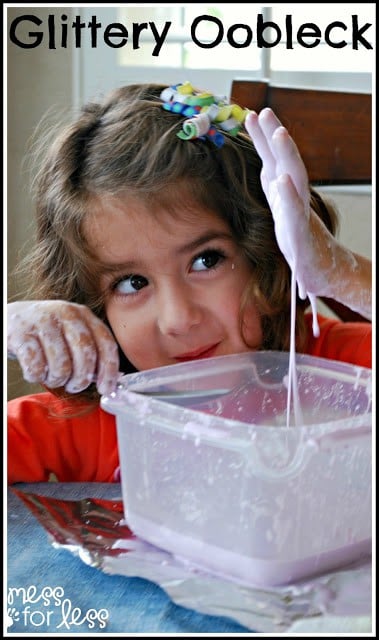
[8,314,372,484]
[303,314,372,369]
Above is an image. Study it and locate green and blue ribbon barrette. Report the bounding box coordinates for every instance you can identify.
[160,82,250,148]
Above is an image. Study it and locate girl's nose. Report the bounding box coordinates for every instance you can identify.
[157,284,203,336]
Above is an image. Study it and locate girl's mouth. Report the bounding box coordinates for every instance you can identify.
[174,344,219,362]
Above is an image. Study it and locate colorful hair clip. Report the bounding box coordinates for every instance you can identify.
[160,82,250,147]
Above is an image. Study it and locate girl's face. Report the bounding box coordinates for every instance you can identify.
[84,193,263,371]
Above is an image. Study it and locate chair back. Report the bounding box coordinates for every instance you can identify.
[230,79,372,185]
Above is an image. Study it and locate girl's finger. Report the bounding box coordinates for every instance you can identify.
[271,127,309,201]
[62,315,119,395]
[90,323,120,396]
[31,320,75,387]
[257,107,283,143]
[11,335,49,384]
[59,318,99,393]
[245,111,277,181]
[272,173,307,262]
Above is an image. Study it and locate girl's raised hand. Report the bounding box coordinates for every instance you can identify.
[7,300,120,395]
[244,108,371,321]
[245,107,332,302]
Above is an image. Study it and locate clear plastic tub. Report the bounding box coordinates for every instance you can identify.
[101,351,372,587]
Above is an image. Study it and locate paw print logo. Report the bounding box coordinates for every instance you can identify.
[6,607,20,628]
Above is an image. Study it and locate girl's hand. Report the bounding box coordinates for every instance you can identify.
[7,300,120,395]
[245,108,372,320]
[245,107,332,300]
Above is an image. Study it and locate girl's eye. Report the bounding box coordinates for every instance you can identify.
[192,249,225,272]
[113,274,148,295]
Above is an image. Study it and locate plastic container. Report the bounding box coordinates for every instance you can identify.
[101,351,372,587]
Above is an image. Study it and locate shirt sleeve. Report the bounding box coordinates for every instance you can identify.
[7,392,119,484]
[304,314,372,369]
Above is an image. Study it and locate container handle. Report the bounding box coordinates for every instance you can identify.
[246,425,371,481]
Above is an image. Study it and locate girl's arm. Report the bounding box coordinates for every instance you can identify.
[245,108,372,321]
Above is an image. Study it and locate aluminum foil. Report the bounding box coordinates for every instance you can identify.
[13,489,372,633]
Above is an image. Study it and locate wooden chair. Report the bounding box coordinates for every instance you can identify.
[230,79,371,185]
[230,79,372,322]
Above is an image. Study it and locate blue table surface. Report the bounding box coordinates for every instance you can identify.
[6,482,253,635]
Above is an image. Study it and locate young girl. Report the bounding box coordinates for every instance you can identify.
[7,82,372,484]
